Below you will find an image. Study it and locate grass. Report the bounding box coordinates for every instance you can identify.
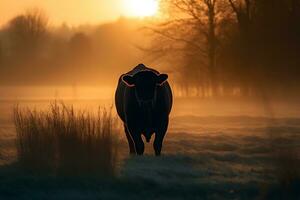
[13,102,119,177]
[1,113,299,199]
[265,147,300,199]
[260,128,300,199]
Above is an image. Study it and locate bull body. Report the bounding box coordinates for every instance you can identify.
[115,64,172,155]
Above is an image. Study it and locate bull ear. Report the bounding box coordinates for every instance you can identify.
[122,75,135,87]
[157,74,168,86]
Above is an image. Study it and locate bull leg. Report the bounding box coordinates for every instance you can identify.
[127,126,144,155]
[132,134,144,155]
[154,119,169,156]
[153,133,165,156]
[124,125,135,155]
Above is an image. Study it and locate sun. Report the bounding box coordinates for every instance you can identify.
[122,0,159,18]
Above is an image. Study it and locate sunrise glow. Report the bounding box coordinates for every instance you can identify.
[122,0,159,17]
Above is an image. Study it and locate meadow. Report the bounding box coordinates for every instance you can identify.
[1,0,300,199]
[0,97,299,199]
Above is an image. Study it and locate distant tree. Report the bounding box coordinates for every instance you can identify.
[0,40,2,64]
[68,32,93,70]
[7,9,49,62]
[69,32,92,57]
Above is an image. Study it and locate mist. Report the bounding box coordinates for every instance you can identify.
[0,2,299,103]
[0,10,147,86]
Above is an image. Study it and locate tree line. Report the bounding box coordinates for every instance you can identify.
[148,0,300,98]
[0,9,143,85]
[1,4,299,99]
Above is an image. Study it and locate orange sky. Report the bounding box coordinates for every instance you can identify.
[0,0,124,26]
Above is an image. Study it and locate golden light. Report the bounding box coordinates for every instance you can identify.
[122,0,159,17]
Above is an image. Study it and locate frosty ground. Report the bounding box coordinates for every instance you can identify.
[0,99,300,199]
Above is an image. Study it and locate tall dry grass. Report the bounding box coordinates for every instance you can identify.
[14,102,119,177]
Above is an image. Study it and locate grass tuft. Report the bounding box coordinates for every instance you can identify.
[14,102,119,177]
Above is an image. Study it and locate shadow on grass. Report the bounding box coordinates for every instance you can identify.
[259,126,300,200]
[1,151,298,199]
[0,159,261,200]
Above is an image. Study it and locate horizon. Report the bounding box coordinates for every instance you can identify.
[0,0,160,27]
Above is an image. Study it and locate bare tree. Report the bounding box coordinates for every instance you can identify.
[225,0,255,95]
[228,0,252,30]
[7,8,49,60]
[0,40,2,64]
[148,0,228,96]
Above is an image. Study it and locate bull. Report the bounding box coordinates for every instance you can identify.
[115,64,173,156]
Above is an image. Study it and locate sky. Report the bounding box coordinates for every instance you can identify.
[0,0,124,26]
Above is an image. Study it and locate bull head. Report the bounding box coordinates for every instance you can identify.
[122,70,168,106]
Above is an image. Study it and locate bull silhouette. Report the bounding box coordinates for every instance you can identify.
[115,64,173,155]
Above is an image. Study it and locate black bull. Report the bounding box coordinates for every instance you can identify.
[115,64,173,155]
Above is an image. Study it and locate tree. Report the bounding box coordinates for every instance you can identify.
[148,0,228,96]
[68,32,93,69]
[69,32,92,58]
[224,0,255,95]
[151,0,300,97]
[0,40,2,65]
[224,0,300,96]
[7,9,49,62]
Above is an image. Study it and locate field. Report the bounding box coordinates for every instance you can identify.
[0,98,300,199]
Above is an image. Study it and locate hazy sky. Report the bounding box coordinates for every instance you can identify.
[0,0,124,26]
